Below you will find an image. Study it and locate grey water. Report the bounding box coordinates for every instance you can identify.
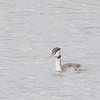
[0,0,100,100]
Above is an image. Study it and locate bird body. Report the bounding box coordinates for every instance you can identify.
[50,47,84,72]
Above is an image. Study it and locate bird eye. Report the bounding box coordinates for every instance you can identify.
[54,52,56,54]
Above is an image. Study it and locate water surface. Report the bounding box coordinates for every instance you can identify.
[0,0,100,100]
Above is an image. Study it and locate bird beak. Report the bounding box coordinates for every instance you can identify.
[48,54,54,58]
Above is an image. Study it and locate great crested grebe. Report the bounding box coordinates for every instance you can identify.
[49,47,84,72]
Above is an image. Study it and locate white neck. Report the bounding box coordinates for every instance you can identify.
[55,58,62,71]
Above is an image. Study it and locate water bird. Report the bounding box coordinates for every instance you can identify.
[49,47,84,72]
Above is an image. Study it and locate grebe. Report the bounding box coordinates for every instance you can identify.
[49,47,84,72]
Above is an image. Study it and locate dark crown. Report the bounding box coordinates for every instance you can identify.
[52,47,61,54]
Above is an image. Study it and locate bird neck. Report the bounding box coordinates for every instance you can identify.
[55,58,62,72]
